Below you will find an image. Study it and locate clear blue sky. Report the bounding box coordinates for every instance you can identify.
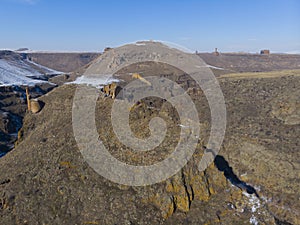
[0,0,299,53]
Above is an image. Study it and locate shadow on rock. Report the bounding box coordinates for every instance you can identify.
[214,155,259,197]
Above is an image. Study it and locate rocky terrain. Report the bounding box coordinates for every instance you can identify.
[0,50,99,157]
[0,44,299,224]
[0,50,63,156]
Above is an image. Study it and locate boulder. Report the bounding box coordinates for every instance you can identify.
[30,99,43,114]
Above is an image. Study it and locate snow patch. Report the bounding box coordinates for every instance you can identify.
[25,59,64,75]
[178,124,190,128]
[250,215,259,225]
[243,192,261,213]
[0,58,61,86]
[243,191,261,225]
[70,74,120,88]
[0,59,47,86]
[195,64,224,70]
[0,59,44,78]
[135,42,146,46]
[1,111,9,116]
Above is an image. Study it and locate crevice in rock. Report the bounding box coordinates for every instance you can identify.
[0,179,10,186]
[181,170,192,208]
[274,217,293,225]
[170,195,177,212]
[214,155,259,197]
[189,184,195,202]
[203,170,212,197]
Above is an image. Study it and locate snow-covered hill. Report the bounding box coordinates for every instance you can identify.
[0,51,63,87]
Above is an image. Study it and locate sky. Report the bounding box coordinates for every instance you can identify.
[0,0,299,53]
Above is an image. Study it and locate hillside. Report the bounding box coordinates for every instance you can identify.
[27,52,100,73]
[0,50,64,86]
[0,44,299,224]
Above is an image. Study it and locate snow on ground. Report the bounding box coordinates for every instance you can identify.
[243,192,261,213]
[243,191,261,225]
[25,59,64,76]
[178,124,191,128]
[0,58,62,86]
[206,64,225,70]
[195,64,225,70]
[249,215,259,225]
[70,74,120,88]
[135,42,146,46]
[0,59,44,78]
[0,59,46,86]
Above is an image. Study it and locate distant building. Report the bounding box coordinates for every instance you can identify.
[260,49,270,55]
[214,48,220,56]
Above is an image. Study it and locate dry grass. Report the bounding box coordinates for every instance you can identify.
[218,69,300,80]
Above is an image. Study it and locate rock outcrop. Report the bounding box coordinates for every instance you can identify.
[29,99,43,114]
